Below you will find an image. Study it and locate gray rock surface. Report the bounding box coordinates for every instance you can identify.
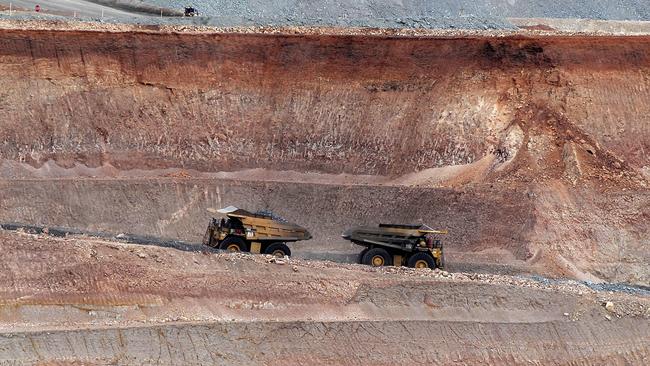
[144,0,650,25]
[2,1,649,28]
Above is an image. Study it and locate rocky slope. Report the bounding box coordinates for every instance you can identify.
[0,230,648,365]
[1,30,649,175]
[0,22,648,286]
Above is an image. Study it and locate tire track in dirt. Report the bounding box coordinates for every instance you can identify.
[1,318,648,365]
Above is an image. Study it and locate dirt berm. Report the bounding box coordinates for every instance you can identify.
[0,21,649,286]
[0,231,648,364]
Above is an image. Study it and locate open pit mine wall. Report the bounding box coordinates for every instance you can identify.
[1,178,648,285]
[0,29,649,285]
[2,318,648,365]
[0,30,649,174]
[0,178,535,255]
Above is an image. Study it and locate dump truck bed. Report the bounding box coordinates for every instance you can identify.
[210,206,311,242]
[342,224,446,252]
[343,226,420,251]
[241,217,311,242]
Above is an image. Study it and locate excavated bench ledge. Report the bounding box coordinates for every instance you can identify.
[1,17,650,37]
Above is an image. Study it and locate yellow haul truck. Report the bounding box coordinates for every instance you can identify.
[342,224,446,269]
[203,206,311,257]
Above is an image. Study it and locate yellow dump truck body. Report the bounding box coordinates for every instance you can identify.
[342,223,446,269]
[224,208,312,242]
[203,206,312,251]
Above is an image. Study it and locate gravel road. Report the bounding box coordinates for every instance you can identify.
[144,0,650,26]
[3,0,649,28]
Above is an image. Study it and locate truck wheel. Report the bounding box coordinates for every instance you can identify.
[264,242,291,257]
[362,248,392,267]
[407,252,436,269]
[357,248,369,264]
[219,236,248,252]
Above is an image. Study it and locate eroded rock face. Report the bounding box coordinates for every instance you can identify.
[0,28,648,284]
[1,31,648,175]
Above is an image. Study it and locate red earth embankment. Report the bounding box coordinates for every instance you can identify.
[0,30,648,174]
[0,26,648,284]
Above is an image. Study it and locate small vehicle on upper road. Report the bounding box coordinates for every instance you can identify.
[342,224,446,269]
[203,206,311,257]
[184,6,199,16]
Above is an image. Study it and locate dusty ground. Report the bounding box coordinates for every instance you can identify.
[0,230,648,364]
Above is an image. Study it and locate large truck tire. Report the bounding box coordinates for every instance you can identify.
[362,248,392,267]
[219,236,248,252]
[407,252,436,269]
[357,248,369,264]
[264,242,291,257]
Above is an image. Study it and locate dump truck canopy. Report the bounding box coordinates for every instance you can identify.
[210,206,272,220]
[342,224,447,250]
